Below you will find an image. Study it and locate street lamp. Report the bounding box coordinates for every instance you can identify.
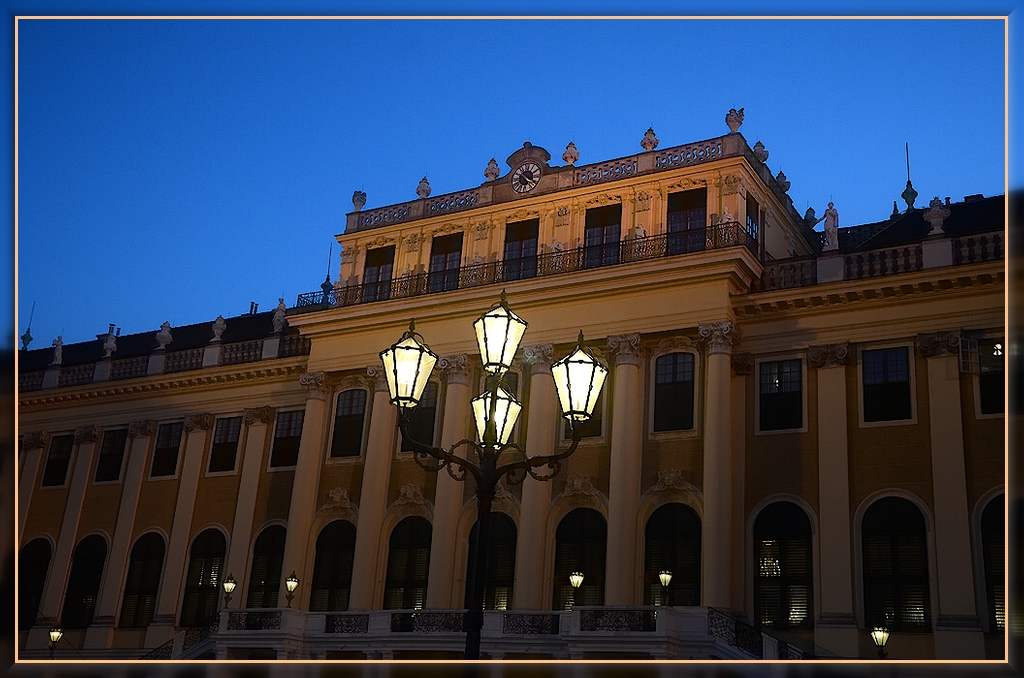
[659,570,673,606]
[222,574,237,608]
[380,291,608,660]
[568,571,584,609]
[285,571,299,608]
[48,627,62,659]
[870,626,890,659]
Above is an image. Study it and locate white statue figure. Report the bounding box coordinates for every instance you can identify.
[272,298,287,334]
[821,202,839,251]
[155,321,173,350]
[211,315,227,343]
[102,331,117,358]
[50,335,63,365]
[719,206,734,224]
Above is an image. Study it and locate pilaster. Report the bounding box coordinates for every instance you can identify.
[18,432,48,539]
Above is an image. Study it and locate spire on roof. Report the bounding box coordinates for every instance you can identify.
[901,142,918,211]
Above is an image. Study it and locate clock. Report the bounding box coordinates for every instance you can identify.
[510,161,542,193]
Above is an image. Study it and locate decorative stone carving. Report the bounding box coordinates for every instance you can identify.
[651,468,701,495]
[698,321,738,355]
[585,194,619,207]
[431,223,462,236]
[640,127,659,152]
[807,343,850,369]
[752,140,769,163]
[654,337,694,355]
[155,322,173,351]
[324,487,353,510]
[924,196,951,236]
[731,353,753,376]
[128,420,157,438]
[21,431,48,451]
[555,206,570,226]
[365,235,395,249]
[402,233,421,253]
[522,344,554,374]
[395,484,429,507]
[340,246,359,264]
[98,330,117,359]
[336,374,372,393]
[300,371,330,400]
[719,206,734,225]
[244,406,276,426]
[416,176,431,199]
[607,333,642,367]
[439,354,470,386]
[352,190,367,211]
[562,141,579,166]
[725,107,745,133]
[366,365,389,392]
[667,177,707,191]
[483,158,500,182]
[802,207,818,231]
[473,221,490,241]
[272,298,288,334]
[74,425,99,444]
[918,331,960,357]
[561,474,599,498]
[721,174,742,196]
[185,413,214,432]
[211,315,227,343]
[50,335,63,366]
[506,208,539,222]
[634,191,651,212]
[775,170,790,193]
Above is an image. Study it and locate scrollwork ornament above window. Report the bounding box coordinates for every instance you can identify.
[698,321,738,355]
[473,222,491,241]
[634,191,651,212]
[128,420,157,438]
[21,431,48,451]
[607,333,642,367]
[522,344,555,374]
[731,353,753,376]
[74,425,99,444]
[185,413,214,432]
[300,371,330,401]
[366,365,389,393]
[403,233,421,253]
[917,331,960,358]
[244,406,276,426]
[807,343,850,369]
[721,174,742,196]
[439,354,471,386]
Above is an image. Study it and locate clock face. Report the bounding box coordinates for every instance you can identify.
[511,162,542,193]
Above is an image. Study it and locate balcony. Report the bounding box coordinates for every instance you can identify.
[295,222,757,312]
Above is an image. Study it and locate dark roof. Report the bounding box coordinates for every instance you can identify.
[850,194,1004,251]
[18,311,286,372]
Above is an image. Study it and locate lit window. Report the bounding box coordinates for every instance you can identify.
[753,502,812,629]
[759,360,802,431]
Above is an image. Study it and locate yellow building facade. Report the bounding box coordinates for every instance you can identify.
[17,111,1005,661]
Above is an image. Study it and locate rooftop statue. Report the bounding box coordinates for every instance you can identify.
[50,335,63,365]
[821,202,839,251]
[273,298,288,334]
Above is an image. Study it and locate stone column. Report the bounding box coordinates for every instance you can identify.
[808,343,859,658]
[698,321,737,610]
[605,333,643,605]
[426,355,471,608]
[280,372,331,610]
[86,420,157,648]
[348,366,398,610]
[917,331,985,658]
[730,354,752,614]
[18,431,48,540]
[34,426,98,642]
[146,413,212,647]
[223,406,275,602]
[515,344,556,610]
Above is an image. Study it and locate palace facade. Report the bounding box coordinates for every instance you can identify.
[17,111,1005,661]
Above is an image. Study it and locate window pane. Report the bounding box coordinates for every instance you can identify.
[61,536,107,629]
[180,529,225,627]
[19,539,51,630]
[331,390,367,458]
[246,526,286,609]
[863,348,912,422]
[504,219,539,281]
[119,533,165,628]
[760,360,802,431]
[862,497,930,632]
[654,353,695,431]
[362,246,395,303]
[310,521,356,612]
[209,417,242,472]
[753,502,813,629]
[384,517,432,610]
[428,234,463,293]
[270,410,304,467]
[41,434,74,487]
[644,503,700,606]
[151,423,183,477]
[465,513,517,610]
[402,382,438,451]
[95,428,128,482]
[553,509,606,610]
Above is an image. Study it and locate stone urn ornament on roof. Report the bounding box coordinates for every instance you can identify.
[562,141,579,166]
[726,107,745,133]
[924,196,951,236]
[752,141,769,163]
[483,158,500,182]
[155,322,173,350]
[416,176,432,199]
[211,315,227,343]
[775,171,790,192]
[352,190,367,212]
[640,127,659,152]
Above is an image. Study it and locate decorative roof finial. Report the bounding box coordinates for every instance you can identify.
[20,300,35,351]
[562,141,579,166]
[924,196,951,236]
[416,177,431,199]
[774,170,790,192]
[155,322,173,351]
[640,127,659,152]
[726,107,745,133]
[752,141,769,163]
[901,142,917,210]
[483,158,500,182]
[352,190,366,212]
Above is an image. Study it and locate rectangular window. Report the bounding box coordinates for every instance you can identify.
[745,193,760,241]
[94,428,129,482]
[362,246,395,303]
[41,434,75,487]
[428,233,463,293]
[979,338,1004,415]
[666,189,707,255]
[270,411,304,467]
[654,353,695,431]
[331,389,368,458]
[863,348,912,422]
[584,205,621,269]
[503,219,539,281]
[151,423,183,477]
[759,360,803,431]
[208,417,242,473]
[402,382,438,451]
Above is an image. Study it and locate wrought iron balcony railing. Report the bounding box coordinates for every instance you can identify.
[296,222,756,310]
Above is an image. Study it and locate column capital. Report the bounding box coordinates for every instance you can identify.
[244,406,276,426]
[127,420,157,439]
[74,425,99,444]
[366,364,390,393]
[184,412,214,432]
[522,344,554,374]
[20,431,49,451]
[917,330,960,357]
[439,354,471,386]
[299,370,330,400]
[731,353,753,376]
[807,342,851,369]
[607,333,642,367]
[698,321,738,355]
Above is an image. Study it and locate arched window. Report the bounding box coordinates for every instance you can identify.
[18,538,51,630]
[644,503,701,606]
[60,535,107,628]
[653,353,695,431]
[309,521,356,612]
[384,516,432,610]
[552,508,606,610]
[981,494,1005,633]
[180,529,225,627]
[246,526,287,609]
[753,501,813,628]
[119,533,165,628]
[862,497,930,632]
[464,513,517,610]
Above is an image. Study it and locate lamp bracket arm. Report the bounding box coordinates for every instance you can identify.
[495,428,582,483]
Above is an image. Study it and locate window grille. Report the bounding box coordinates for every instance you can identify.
[552,508,606,610]
[862,497,931,632]
[310,521,356,612]
[464,513,517,610]
[61,535,107,629]
[644,503,701,606]
[384,517,432,610]
[119,533,165,628]
[753,502,813,629]
[246,526,286,608]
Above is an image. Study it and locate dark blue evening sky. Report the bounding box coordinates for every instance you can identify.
[13,14,1009,349]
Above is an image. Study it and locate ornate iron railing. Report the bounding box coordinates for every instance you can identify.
[164,347,205,373]
[502,613,561,635]
[707,607,762,659]
[139,638,174,660]
[183,617,219,650]
[325,613,370,633]
[227,611,282,630]
[953,231,1003,265]
[296,222,756,310]
[579,609,657,632]
[844,244,923,280]
[18,371,44,392]
[221,339,264,365]
[110,355,149,380]
[390,611,464,633]
[57,363,94,387]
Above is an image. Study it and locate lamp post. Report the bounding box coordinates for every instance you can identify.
[285,571,299,608]
[870,626,890,659]
[568,571,584,608]
[658,570,672,606]
[380,291,608,660]
[48,627,62,660]
[222,574,237,608]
